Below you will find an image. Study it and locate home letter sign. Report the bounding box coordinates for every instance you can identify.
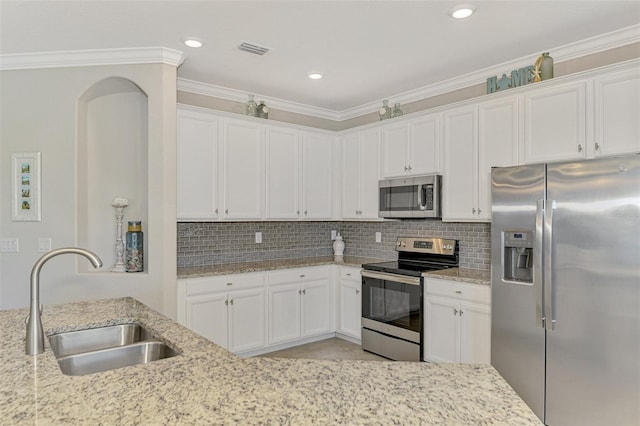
[487,65,536,94]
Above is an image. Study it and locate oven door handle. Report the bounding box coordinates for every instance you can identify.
[361,270,422,286]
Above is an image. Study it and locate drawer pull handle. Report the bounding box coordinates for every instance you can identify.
[346,273,351,276]
[227,283,233,286]
[300,274,306,278]
[455,290,462,294]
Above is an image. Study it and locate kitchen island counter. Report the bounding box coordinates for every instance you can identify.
[0,297,541,425]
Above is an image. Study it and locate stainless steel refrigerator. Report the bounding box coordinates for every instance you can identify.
[491,154,640,426]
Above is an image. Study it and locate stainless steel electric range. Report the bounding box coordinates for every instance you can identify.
[361,237,459,361]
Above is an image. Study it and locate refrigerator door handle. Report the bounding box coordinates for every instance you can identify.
[544,199,557,331]
[535,199,545,328]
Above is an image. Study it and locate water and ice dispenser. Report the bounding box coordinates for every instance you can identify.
[503,230,533,283]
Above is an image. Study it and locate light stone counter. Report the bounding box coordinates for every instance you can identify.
[0,297,541,425]
[425,267,491,285]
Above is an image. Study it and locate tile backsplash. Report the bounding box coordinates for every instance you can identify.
[178,220,491,270]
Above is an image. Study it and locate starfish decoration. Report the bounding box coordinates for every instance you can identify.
[532,55,543,82]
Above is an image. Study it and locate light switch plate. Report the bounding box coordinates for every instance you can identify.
[375,232,382,243]
[1,238,19,253]
[255,232,262,244]
[331,230,337,240]
[38,238,52,252]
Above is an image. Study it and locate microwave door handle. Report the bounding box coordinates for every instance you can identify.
[418,185,426,210]
[535,199,544,328]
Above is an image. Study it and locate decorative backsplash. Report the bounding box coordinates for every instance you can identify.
[178,220,491,271]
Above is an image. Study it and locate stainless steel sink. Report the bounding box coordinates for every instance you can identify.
[55,341,179,376]
[48,323,179,376]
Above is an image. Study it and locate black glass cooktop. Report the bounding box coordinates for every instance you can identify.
[362,260,450,277]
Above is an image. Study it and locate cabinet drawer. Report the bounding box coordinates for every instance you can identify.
[340,266,362,281]
[185,272,265,296]
[268,266,329,284]
[425,278,490,305]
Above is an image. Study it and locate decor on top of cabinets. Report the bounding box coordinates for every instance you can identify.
[539,52,554,80]
[379,100,403,120]
[245,94,269,119]
[109,197,128,272]
[11,152,41,222]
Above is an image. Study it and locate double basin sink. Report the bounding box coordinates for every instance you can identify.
[48,323,179,376]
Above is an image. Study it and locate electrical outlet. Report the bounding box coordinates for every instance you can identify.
[38,238,52,253]
[255,232,262,243]
[331,230,337,240]
[375,232,382,243]
[1,238,19,253]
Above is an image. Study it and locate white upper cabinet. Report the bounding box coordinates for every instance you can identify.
[381,114,440,178]
[301,132,333,219]
[222,118,264,219]
[265,126,300,219]
[523,82,587,164]
[443,105,478,221]
[593,67,640,157]
[177,109,219,220]
[342,128,381,219]
[265,127,333,220]
[477,97,519,219]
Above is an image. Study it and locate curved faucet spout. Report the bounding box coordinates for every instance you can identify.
[26,247,103,355]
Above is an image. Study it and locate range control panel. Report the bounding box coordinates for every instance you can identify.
[395,237,457,255]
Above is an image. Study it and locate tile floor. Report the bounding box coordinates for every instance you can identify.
[258,337,388,361]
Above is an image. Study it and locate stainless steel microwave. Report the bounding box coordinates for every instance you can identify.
[378,174,441,218]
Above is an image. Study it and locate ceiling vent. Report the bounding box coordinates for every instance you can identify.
[237,42,270,56]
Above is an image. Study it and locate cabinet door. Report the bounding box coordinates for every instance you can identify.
[222,119,264,219]
[459,301,491,364]
[443,105,478,221]
[410,114,440,175]
[177,110,218,220]
[524,82,587,163]
[302,132,333,219]
[268,282,302,345]
[342,132,361,219]
[478,97,519,220]
[381,123,410,178]
[301,279,332,337]
[424,296,459,362]
[339,279,362,339]
[228,288,266,353]
[594,69,640,157]
[185,293,228,349]
[359,128,382,219]
[265,126,300,219]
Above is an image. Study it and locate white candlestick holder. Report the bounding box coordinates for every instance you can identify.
[110,197,129,272]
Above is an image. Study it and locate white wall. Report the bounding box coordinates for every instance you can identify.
[0,64,177,318]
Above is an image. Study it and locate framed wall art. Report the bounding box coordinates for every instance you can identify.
[11,152,41,221]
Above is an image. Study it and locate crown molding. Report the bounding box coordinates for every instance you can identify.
[0,47,185,71]
[177,78,341,121]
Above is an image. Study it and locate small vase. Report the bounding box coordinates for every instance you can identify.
[333,233,345,257]
[379,100,391,121]
[392,103,403,118]
[540,53,554,80]
[246,94,257,117]
[126,221,144,272]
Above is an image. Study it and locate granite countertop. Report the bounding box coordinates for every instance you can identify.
[178,257,491,285]
[0,297,540,425]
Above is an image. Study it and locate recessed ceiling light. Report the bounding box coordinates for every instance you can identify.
[308,73,323,80]
[184,38,204,48]
[450,5,475,19]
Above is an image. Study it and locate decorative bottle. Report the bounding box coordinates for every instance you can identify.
[126,221,144,272]
[333,232,345,257]
[246,94,257,117]
[379,100,391,121]
[392,103,403,118]
[257,101,269,119]
[540,52,554,80]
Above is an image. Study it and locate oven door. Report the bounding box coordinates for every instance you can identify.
[361,270,422,360]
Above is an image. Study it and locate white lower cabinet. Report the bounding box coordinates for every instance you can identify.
[424,278,491,364]
[337,266,362,340]
[178,273,265,354]
[267,266,333,345]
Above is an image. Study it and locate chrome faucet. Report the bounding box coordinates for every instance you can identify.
[26,247,103,355]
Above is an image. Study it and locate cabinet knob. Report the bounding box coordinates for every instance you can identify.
[472,208,476,214]
[595,142,600,151]
[225,299,229,306]
[578,144,583,152]
[302,289,306,295]
[230,299,234,305]
[298,289,302,295]
[225,209,229,214]
[454,308,458,315]
[355,289,360,294]
[296,210,300,215]
[408,165,412,171]
[404,165,408,171]
[215,208,218,214]
[477,208,481,214]
[304,210,308,215]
